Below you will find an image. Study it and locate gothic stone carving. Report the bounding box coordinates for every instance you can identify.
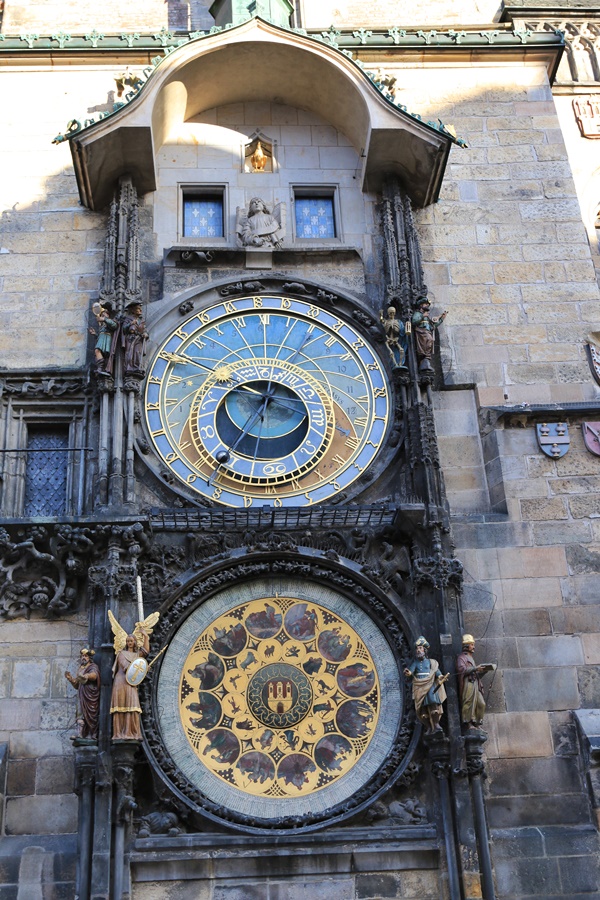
[235,198,285,248]
[0,524,95,618]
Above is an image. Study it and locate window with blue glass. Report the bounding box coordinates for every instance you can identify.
[23,427,69,516]
[294,196,336,239]
[183,194,224,238]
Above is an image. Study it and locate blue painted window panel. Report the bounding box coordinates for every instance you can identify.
[183,197,224,238]
[23,428,69,516]
[294,198,335,239]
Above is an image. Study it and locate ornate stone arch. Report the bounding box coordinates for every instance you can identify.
[68,18,455,210]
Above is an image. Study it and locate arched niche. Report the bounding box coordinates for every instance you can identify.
[69,18,454,210]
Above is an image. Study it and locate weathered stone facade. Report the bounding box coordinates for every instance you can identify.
[1,1,600,898]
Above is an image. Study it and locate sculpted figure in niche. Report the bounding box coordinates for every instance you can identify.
[90,301,118,376]
[250,140,268,172]
[121,301,149,376]
[404,636,448,735]
[411,298,447,372]
[456,634,496,730]
[380,306,407,370]
[65,648,100,740]
[108,610,159,740]
[236,197,285,248]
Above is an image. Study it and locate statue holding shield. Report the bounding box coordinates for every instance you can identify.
[108,610,159,740]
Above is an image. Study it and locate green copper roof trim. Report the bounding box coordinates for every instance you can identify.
[0,23,565,51]
[46,18,563,147]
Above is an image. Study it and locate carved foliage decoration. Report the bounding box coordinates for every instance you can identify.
[87,522,150,605]
[0,524,94,618]
[0,521,153,619]
[137,523,416,610]
[412,553,463,590]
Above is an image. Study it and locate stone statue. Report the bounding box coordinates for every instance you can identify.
[411,298,447,372]
[138,811,184,837]
[108,610,160,740]
[456,634,496,730]
[65,648,101,740]
[236,197,285,248]
[381,306,407,369]
[90,301,118,376]
[121,301,149,376]
[404,636,448,734]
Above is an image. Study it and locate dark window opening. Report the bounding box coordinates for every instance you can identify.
[23,427,69,516]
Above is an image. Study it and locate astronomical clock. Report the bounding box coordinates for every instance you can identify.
[144,294,390,507]
[138,288,419,832]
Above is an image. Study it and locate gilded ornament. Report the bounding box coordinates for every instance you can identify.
[177,596,379,798]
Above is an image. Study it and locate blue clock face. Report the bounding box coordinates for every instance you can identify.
[144,295,390,508]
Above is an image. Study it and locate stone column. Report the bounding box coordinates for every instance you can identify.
[112,743,139,900]
[465,732,496,900]
[426,732,462,900]
[73,744,98,900]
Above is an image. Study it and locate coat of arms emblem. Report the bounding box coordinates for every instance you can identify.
[582,422,600,457]
[585,342,600,387]
[536,422,570,458]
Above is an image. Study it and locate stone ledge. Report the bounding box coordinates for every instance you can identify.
[132,826,438,883]
[164,246,362,268]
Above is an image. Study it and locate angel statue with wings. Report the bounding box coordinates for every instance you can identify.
[236,197,285,249]
[108,610,160,741]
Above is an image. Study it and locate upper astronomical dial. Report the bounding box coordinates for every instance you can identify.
[144,295,390,507]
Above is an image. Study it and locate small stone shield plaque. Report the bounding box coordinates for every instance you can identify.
[582,422,600,457]
[536,422,570,458]
[126,656,148,686]
[585,343,600,387]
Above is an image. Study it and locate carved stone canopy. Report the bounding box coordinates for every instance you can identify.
[68,18,455,210]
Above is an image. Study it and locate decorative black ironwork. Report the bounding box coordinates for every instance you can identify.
[150,505,397,532]
[23,428,69,516]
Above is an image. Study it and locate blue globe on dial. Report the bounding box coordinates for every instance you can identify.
[144,295,390,508]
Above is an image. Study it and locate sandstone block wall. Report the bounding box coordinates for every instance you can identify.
[0,617,86,838]
[1,6,600,898]
[298,0,503,28]
[1,0,506,34]
[0,67,118,368]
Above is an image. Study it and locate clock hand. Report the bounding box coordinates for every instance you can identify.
[208,396,269,485]
[163,352,214,374]
[249,408,267,478]
[284,330,312,366]
[227,384,306,418]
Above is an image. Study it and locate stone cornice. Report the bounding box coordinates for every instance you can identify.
[0,23,565,55]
